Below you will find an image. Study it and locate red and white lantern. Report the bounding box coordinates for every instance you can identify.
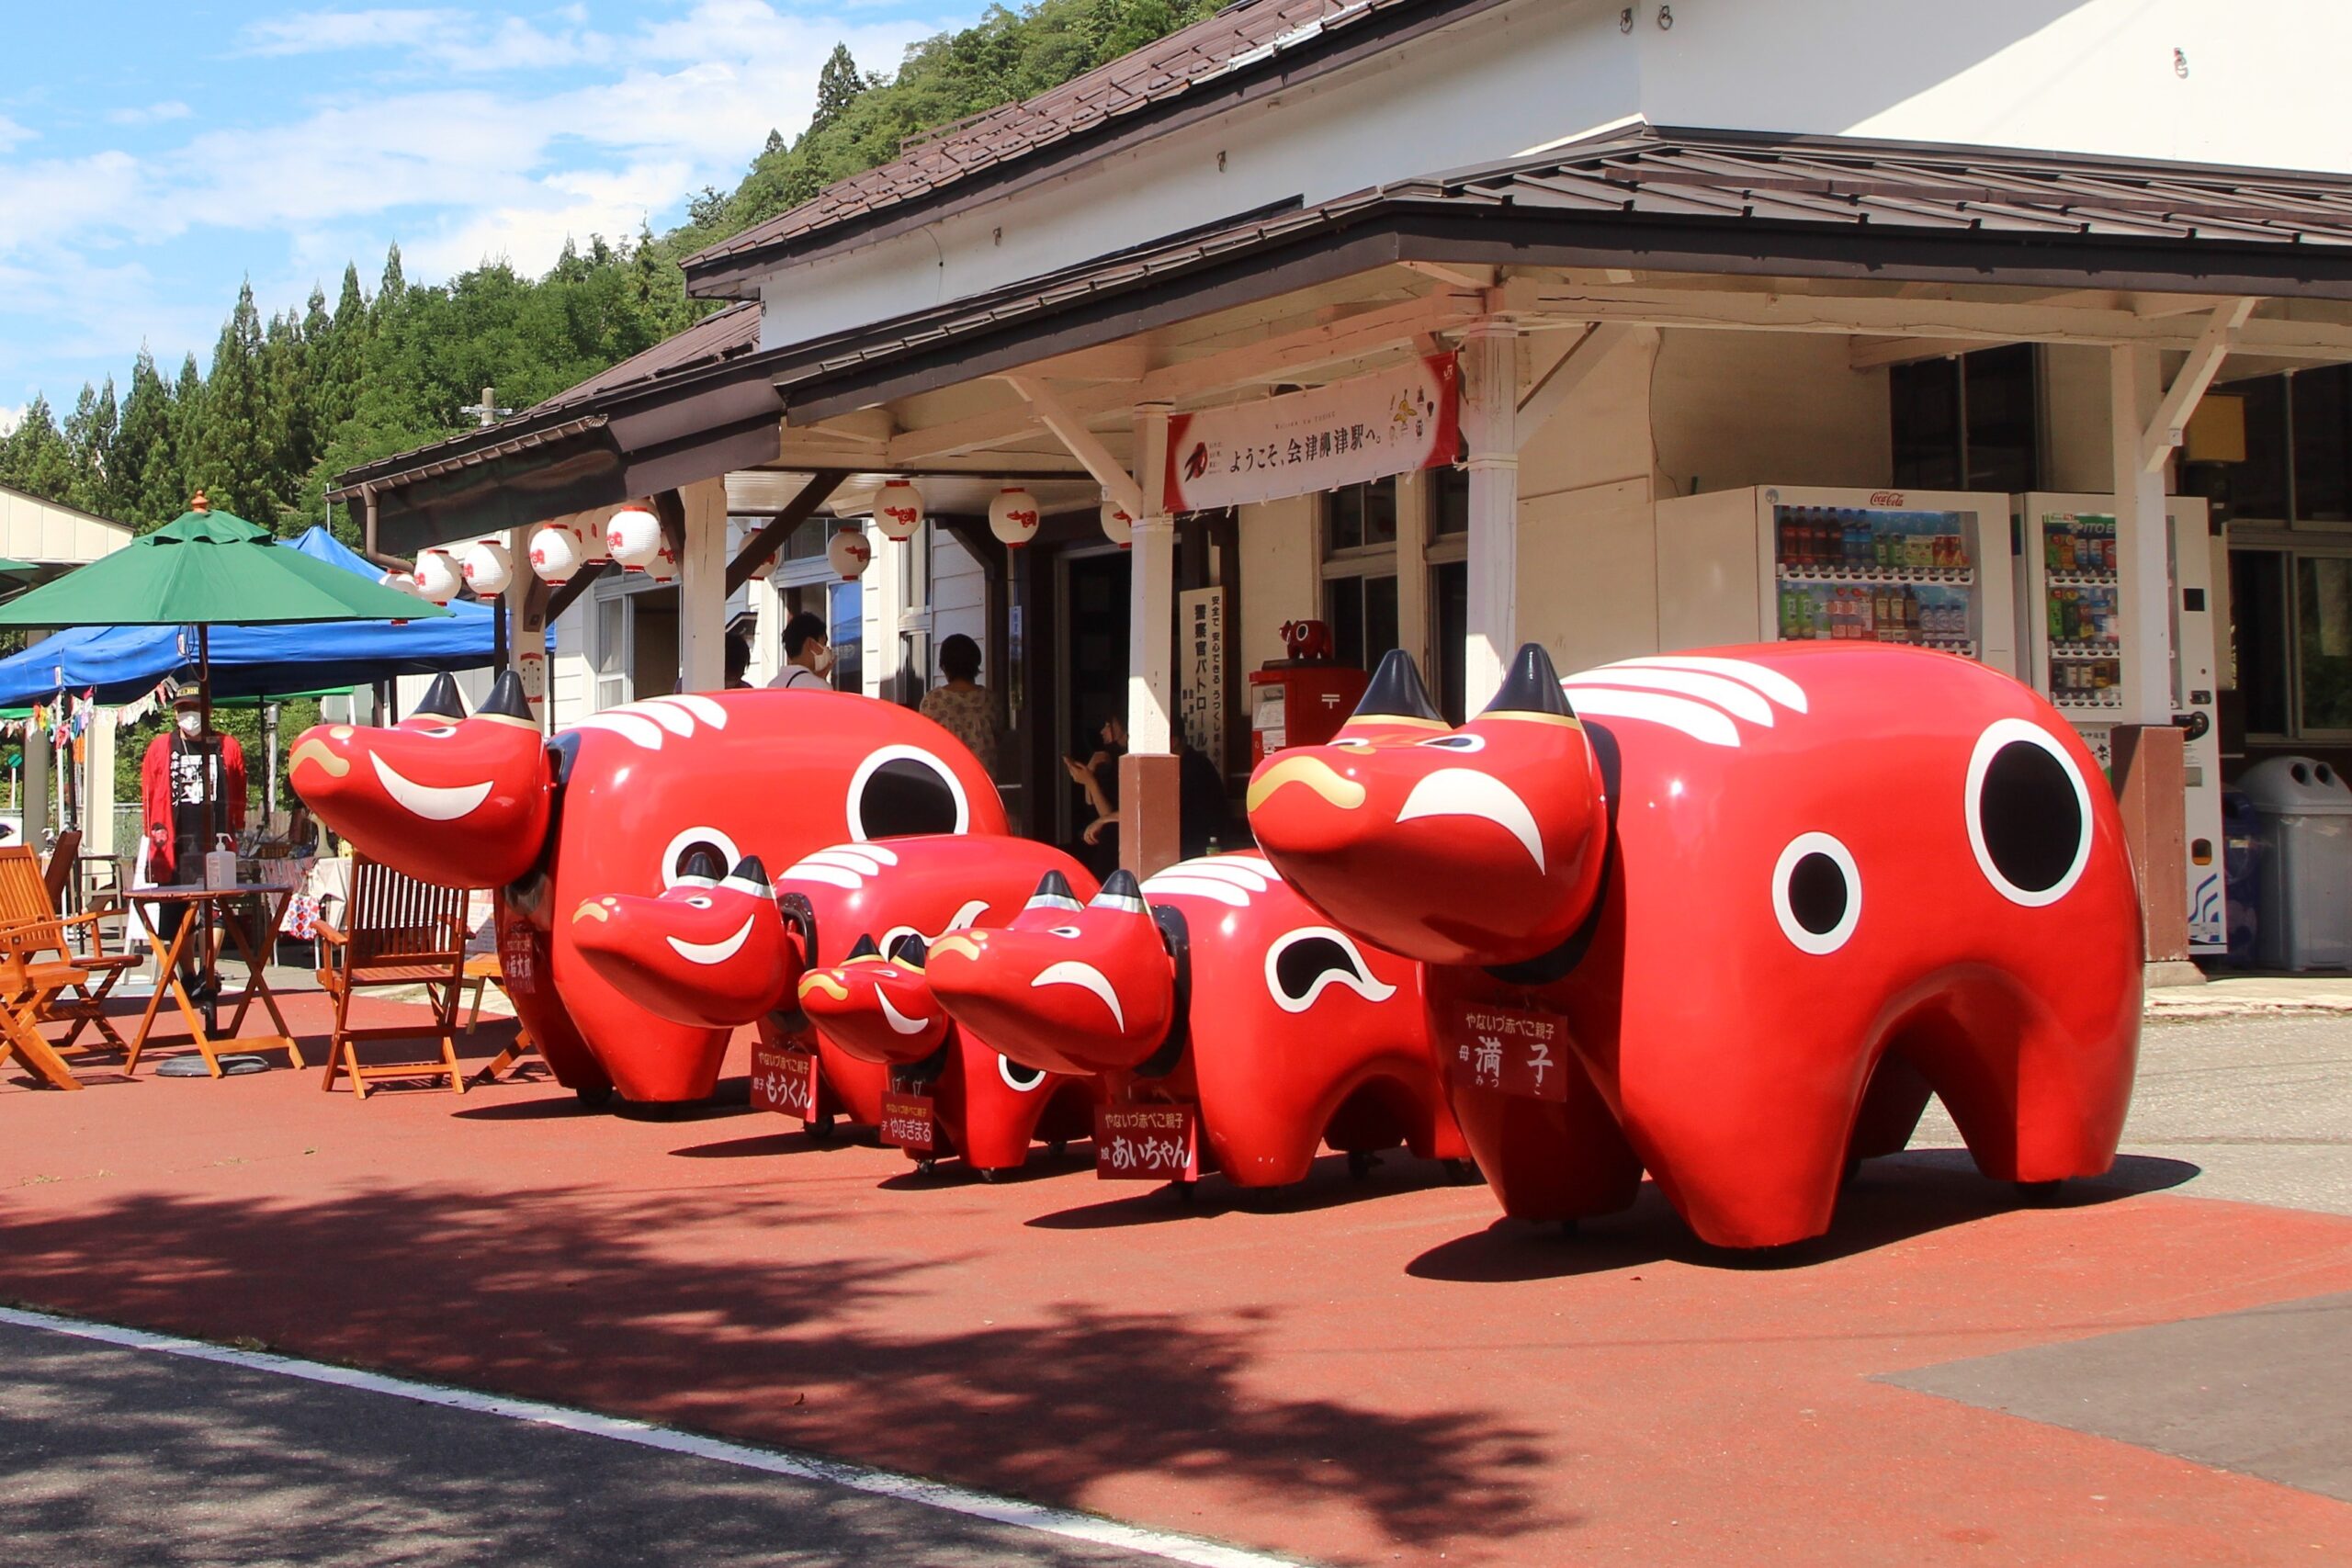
[828,526,873,581]
[460,539,513,596]
[413,547,463,604]
[379,569,422,599]
[1100,500,1134,549]
[644,544,680,584]
[988,486,1041,547]
[528,521,585,585]
[874,479,925,543]
[606,504,663,571]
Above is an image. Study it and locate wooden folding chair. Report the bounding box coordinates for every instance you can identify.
[0,842,137,1059]
[316,856,471,1098]
[0,944,93,1090]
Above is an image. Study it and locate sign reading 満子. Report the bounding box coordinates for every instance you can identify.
[1094,1103,1200,1181]
[1438,997,1573,1103]
[1160,354,1460,513]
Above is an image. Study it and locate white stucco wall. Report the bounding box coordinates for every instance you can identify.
[1650,332,1894,498]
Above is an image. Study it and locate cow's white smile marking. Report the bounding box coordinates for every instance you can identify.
[876,989,931,1035]
[1030,960,1125,1032]
[368,752,492,823]
[1395,768,1546,873]
[666,916,754,966]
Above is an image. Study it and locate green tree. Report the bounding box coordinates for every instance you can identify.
[811,43,870,132]
[116,349,182,531]
[194,281,275,526]
[62,378,119,517]
[0,396,75,501]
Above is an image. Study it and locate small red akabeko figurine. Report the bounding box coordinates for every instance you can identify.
[1246,643,2142,1248]
[923,853,1467,1192]
[570,832,1102,1175]
[289,674,1002,1104]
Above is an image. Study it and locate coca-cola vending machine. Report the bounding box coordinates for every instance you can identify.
[1249,620,1366,761]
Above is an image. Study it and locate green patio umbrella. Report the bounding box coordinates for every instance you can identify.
[0,495,447,1017]
[0,558,39,579]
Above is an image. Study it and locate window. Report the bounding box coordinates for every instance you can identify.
[1432,464,1468,537]
[2200,367,2352,527]
[1430,558,1468,724]
[593,594,628,711]
[2230,546,2352,739]
[1322,479,1398,671]
[828,580,863,695]
[1888,344,2041,492]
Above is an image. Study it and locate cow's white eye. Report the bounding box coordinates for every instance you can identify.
[1965,718,2094,908]
[1049,925,1082,939]
[998,1055,1047,1091]
[848,745,968,840]
[1772,832,1860,954]
[1417,733,1486,752]
[661,825,741,889]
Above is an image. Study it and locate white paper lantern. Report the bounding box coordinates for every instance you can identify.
[988,486,1041,547]
[461,539,514,596]
[644,543,680,584]
[569,512,610,563]
[1100,500,1134,549]
[528,522,585,584]
[379,569,422,598]
[873,479,925,543]
[606,504,663,571]
[413,547,464,604]
[828,527,873,581]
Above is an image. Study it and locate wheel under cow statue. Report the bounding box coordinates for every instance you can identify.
[569,831,1103,1177]
[288,672,1003,1105]
[922,853,1470,1196]
[1244,642,2142,1249]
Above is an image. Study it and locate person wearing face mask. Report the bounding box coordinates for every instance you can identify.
[139,689,248,997]
[768,611,836,692]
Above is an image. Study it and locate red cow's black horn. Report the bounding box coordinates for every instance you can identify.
[480,671,534,722]
[1353,649,1442,723]
[1483,643,1576,719]
[412,673,467,722]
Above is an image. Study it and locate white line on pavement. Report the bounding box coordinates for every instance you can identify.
[0,1305,1303,1568]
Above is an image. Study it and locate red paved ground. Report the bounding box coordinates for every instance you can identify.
[5,993,2350,1566]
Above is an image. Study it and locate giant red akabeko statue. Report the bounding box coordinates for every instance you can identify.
[1245,642,2142,1248]
[288,673,1003,1104]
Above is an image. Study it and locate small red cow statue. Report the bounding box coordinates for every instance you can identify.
[1245,643,2143,1249]
[289,673,1003,1104]
[923,854,1469,1192]
[570,832,1101,1176]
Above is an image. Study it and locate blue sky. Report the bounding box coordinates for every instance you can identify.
[0,2,976,432]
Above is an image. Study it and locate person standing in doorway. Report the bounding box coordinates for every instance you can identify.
[140,689,247,997]
[919,633,1001,777]
[769,611,835,692]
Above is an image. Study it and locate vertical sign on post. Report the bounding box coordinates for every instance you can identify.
[1177,586,1227,773]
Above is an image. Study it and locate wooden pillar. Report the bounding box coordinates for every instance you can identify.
[504,529,550,729]
[673,478,731,694]
[1124,402,1182,875]
[2110,344,2172,726]
[2113,724,2189,968]
[1462,318,1521,711]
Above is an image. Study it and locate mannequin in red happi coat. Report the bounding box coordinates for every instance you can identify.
[140,689,247,994]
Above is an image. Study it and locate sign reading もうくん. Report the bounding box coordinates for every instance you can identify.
[750,1043,819,1119]
[1160,355,1459,513]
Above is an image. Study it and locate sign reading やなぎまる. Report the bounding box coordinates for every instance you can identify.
[1159,354,1459,513]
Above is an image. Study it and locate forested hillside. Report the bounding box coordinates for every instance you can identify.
[0,0,1216,540]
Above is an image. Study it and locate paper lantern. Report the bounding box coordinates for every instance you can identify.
[874,479,925,543]
[644,543,680,584]
[570,512,610,563]
[828,527,873,581]
[413,547,463,604]
[379,569,422,598]
[1100,500,1134,549]
[988,486,1041,547]
[607,504,663,571]
[528,522,585,584]
[460,539,514,596]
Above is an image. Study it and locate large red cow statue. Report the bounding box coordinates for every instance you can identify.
[288,673,1003,1104]
[923,854,1469,1192]
[1245,643,2143,1249]
[569,832,1102,1174]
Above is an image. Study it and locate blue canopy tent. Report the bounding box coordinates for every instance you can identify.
[0,527,536,705]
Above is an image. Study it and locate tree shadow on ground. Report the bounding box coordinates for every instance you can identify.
[1029,1150,1476,1229]
[0,1173,1556,1558]
[1408,1152,2201,1283]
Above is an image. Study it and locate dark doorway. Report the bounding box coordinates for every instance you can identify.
[1057,549,1131,843]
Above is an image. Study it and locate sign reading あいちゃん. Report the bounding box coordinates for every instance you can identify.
[1160,355,1459,513]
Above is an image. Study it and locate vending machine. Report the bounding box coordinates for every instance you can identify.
[2014,493,2225,953]
[1655,486,2017,676]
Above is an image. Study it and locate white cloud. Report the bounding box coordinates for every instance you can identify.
[241,7,614,73]
[0,115,35,152]
[0,406,21,439]
[107,101,194,127]
[242,8,452,55]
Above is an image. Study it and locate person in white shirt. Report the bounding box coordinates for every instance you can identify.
[769,611,835,692]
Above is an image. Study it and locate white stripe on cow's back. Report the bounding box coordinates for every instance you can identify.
[1561,655,1810,749]
[562,694,730,752]
[1140,854,1281,908]
[780,841,899,891]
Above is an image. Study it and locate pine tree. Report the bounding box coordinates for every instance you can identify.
[811,43,867,133]
[0,396,74,502]
[62,379,119,517]
[116,348,181,531]
[194,281,274,526]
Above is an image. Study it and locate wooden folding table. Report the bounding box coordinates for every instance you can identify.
[127,883,303,1077]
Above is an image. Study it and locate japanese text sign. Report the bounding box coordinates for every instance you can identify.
[1442,998,1572,1102]
[1179,586,1227,773]
[1160,354,1459,513]
[880,1091,936,1153]
[750,1044,819,1119]
[1094,1104,1200,1180]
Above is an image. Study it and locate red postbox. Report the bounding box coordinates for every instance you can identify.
[1249,620,1367,763]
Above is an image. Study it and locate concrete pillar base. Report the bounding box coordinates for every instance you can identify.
[2144,960,2209,990]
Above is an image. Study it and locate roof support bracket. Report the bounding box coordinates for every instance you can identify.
[1001,375,1146,517]
[1514,322,1647,448]
[726,470,849,595]
[2141,297,2259,473]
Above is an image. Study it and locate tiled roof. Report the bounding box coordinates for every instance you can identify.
[682,0,1460,283]
[519,300,763,418]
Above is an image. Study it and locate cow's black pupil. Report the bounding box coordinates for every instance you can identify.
[1980,742,2081,893]
[1788,852,1848,935]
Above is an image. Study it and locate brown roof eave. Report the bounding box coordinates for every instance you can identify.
[778,200,2352,424]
